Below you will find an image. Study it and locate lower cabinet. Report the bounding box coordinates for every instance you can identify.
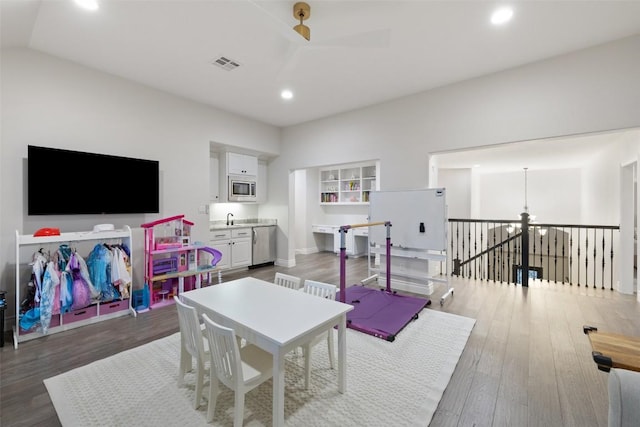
[209,228,252,270]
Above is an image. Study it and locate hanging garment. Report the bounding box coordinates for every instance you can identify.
[39,261,60,334]
[59,270,74,313]
[57,244,72,271]
[68,252,92,310]
[50,252,62,315]
[86,243,120,301]
[31,250,47,305]
[76,252,99,299]
[19,306,41,331]
[111,246,132,299]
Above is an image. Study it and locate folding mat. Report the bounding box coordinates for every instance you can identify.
[339,284,431,342]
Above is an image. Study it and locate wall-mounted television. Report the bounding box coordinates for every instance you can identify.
[28,145,159,215]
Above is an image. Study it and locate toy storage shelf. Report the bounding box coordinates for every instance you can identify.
[13,227,135,349]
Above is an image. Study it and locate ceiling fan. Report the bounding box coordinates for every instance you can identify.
[292,2,311,41]
[247,0,391,79]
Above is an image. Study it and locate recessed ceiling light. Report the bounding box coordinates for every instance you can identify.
[491,7,513,25]
[281,89,293,100]
[74,0,99,11]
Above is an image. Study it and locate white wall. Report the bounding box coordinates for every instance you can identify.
[272,35,640,265]
[3,34,640,325]
[1,48,280,324]
[437,169,471,219]
[294,169,307,253]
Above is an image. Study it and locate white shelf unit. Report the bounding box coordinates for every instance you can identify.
[319,161,378,205]
[13,227,136,348]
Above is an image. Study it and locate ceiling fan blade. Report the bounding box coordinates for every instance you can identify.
[246,0,308,44]
[315,28,391,49]
[276,42,303,80]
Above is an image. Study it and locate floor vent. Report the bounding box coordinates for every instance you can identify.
[212,56,241,71]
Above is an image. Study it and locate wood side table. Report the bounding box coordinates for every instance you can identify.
[584,325,640,372]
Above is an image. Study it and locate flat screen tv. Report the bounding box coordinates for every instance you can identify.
[28,145,159,215]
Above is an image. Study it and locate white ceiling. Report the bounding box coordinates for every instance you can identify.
[2,0,640,130]
[433,130,636,172]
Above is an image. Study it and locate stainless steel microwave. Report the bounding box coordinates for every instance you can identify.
[228,175,257,202]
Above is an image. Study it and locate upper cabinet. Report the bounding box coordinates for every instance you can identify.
[213,151,261,203]
[210,154,219,202]
[320,161,379,205]
[227,152,258,176]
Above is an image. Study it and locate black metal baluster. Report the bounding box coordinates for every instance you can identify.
[507,225,512,284]
[546,227,550,282]
[599,229,604,289]
[472,221,476,279]
[538,227,543,281]
[467,222,472,278]
[574,228,578,286]
[499,225,504,282]
[584,228,589,288]
[610,229,614,291]
[480,223,485,281]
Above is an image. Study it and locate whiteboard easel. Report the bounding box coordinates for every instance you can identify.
[368,188,453,305]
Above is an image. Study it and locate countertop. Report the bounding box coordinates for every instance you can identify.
[210,218,277,231]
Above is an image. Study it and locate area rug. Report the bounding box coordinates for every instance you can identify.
[44,309,475,426]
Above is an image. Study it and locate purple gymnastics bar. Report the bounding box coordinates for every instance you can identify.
[338,221,391,302]
[337,221,430,342]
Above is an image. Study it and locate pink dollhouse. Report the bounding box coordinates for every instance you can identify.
[140,215,222,310]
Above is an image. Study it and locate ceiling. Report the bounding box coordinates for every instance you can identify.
[433,129,636,172]
[2,0,640,130]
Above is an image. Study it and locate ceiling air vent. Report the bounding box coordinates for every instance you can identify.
[212,56,240,71]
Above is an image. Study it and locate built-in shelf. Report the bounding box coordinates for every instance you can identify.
[319,161,378,205]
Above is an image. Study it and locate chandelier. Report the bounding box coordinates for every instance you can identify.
[507,167,546,235]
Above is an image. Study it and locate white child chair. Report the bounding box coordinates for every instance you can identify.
[202,313,273,426]
[174,296,209,409]
[273,272,302,290]
[301,279,337,389]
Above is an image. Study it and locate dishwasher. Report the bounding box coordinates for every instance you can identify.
[251,225,276,267]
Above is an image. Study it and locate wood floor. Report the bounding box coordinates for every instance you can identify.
[2,251,639,426]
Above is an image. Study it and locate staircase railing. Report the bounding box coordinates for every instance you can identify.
[449,214,620,289]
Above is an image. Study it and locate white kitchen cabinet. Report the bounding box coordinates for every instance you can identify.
[256,159,268,203]
[227,152,258,176]
[210,154,219,202]
[208,231,230,270]
[209,227,252,270]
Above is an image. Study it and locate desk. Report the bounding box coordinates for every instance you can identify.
[584,325,640,372]
[180,277,354,426]
[311,224,368,257]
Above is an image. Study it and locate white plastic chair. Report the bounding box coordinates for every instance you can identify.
[202,313,273,426]
[174,296,209,409]
[273,272,301,290]
[301,279,337,389]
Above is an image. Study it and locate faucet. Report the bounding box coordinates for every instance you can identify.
[226,212,234,226]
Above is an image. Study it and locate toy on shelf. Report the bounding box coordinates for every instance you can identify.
[140,215,222,312]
